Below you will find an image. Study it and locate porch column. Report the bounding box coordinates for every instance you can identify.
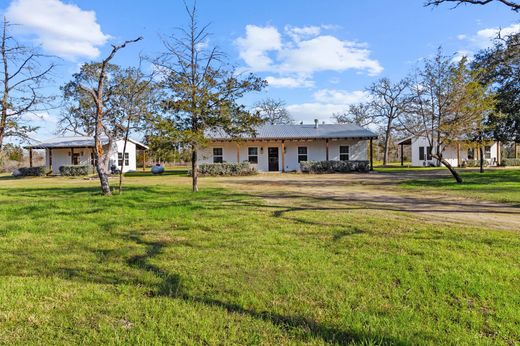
[70,147,74,164]
[281,140,285,173]
[400,143,404,166]
[325,139,329,161]
[236,143,240,163]
[515,142,518,159]
[29,148,33,167]
[369,138,374,171]
[49,148,53,172]
[497,141,501,165]
[456,142,461,167]
[142,150,146,172]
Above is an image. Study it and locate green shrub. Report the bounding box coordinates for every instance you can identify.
[300,160,370,173]
[59,165,90,176]
[13,166,49,176]
[501,158,520,167]
[191,162,257,176]
[462,159,489,168]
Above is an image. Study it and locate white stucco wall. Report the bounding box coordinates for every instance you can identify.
[199,139,369,172]
[46,139,139,174]
[409,136,499,167]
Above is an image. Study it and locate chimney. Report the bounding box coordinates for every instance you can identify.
[314,119,319,129]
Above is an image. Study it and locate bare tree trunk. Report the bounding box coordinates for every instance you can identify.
[192,147,198,192]
[479,145,484,174]
[383,122,392,166]
[118,117,132,194]
[0,20,8,150]
[432,153,463,183]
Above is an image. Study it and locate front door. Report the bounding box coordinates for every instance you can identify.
[268,147,279,171]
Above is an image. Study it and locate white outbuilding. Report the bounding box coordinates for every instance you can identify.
[396,135,501,167]
[25,136,148,174]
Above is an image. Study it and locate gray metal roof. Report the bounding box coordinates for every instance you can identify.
[206,123,378,141]
[25,136,149,150]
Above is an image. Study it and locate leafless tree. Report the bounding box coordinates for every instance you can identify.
[0,18,56,149]
[332,103,373,126]
[425,0,519,11]
[67,37,143,196]
[255,98,293,125]
[367,78,412,165]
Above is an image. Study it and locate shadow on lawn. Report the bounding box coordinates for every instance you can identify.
[125,233,405,345]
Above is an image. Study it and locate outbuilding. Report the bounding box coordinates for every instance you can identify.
[24,136,148,174]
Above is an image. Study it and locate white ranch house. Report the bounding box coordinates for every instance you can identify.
[200,122,378,172]
[25,136,148,174]
[396,135,500,167]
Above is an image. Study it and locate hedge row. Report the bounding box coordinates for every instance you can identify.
[300,160,370,173]
[12,166,49,176]
[462,159,489,168]
[501,158,520,167]
[59,165,90,176]
[191,162,257,176]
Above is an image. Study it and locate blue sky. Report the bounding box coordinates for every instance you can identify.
[1,0,518,141]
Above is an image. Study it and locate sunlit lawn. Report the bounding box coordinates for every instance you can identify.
[0,173,518,344]
[400,168,520,204]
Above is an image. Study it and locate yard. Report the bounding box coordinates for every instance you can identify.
[0,169,519,345]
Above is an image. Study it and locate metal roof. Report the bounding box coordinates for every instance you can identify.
[206,124,378,141]
[25,136,149,150]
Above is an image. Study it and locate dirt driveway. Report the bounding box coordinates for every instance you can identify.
[212,170,520,231]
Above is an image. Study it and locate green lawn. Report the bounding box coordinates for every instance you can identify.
[401,169,520,205]
[0,174,519,344]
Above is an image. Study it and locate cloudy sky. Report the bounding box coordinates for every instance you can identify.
[1,0,518,140]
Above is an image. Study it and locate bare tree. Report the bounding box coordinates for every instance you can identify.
[0,18,56,149]
[404,50,494,183]
[367,78,411,165]
[425,0,520,11]
[63,37,142,195]
[112,63,158,194]
[333,103,373,126]
[255,98,293,125]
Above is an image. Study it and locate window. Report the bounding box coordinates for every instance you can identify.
[297,147,307,163]
[419,146,425,161]
[484,145,491,159]
[467,148,475,160]
[213,148,223,163]
[339,146,349,161]
[118,152,129,166]
[72,153,80,165]
[248,147,258,164]
[426,146,432,160]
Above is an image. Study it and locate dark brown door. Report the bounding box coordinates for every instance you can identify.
[268,147,279,171]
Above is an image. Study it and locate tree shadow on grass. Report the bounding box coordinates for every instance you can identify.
[124,233,407,345]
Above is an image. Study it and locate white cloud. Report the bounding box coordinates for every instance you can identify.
[284,25,321,42]
[6,0,110,60]
[287,89,370,123]
[235,25,282,71]
[452,50,473,63]
[265,75,314,88]
[279,35,383,76]
[21,111,57,124]
[455,23,520,58]
[235,24,382,88]
[474,23,519,48]
[313,89,370,104]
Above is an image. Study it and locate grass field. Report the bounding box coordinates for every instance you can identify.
[0,171,519,345]
[400,168,520,205]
